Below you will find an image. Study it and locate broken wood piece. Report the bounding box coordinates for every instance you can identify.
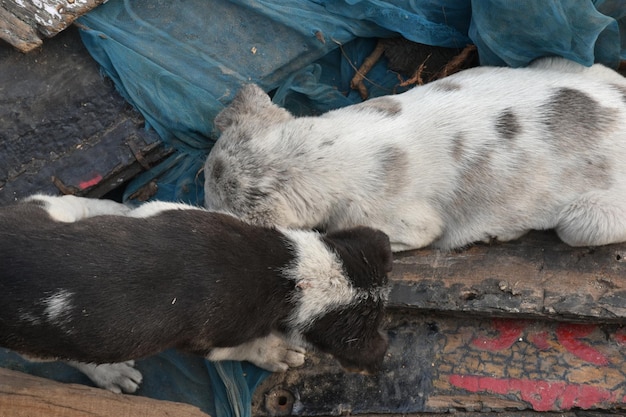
[350,39,386,100]
[0,367,211,417]
[0,7,42,52]
[0,0,105,53]
[399,44,478,87]
[430,44,477,80]
[398,58,429,87]
[350,38,478,99]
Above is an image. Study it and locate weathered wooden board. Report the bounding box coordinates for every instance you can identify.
[253,312,626,415]
[354,413,621,417]
[0,25,171,203]
[389,231,626,323]
[0,367,210,417]
[0,0,103,52]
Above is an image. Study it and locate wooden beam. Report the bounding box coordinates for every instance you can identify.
[389,231,626,322]
[0,368,210,417]
[0,7,41,52]
[0,0,104,52]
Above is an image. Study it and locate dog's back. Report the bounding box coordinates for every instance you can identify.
[0,202,295,362]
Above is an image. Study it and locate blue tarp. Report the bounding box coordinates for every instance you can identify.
[2,1,624,416]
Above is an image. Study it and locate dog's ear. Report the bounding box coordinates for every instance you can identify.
[324,227,394,285]
[368,228,393,274]
[214,84,293,132]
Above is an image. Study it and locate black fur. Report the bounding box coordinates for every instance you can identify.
[316,227,391,373]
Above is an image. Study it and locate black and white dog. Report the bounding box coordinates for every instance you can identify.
[204,57,626,252]
[0,195,392,393]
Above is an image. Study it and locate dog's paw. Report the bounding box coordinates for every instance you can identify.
[246,334,306,372]
[207,333,306,372]
[67,360,143,393]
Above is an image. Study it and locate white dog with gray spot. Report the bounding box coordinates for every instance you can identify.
[204,57,626,251]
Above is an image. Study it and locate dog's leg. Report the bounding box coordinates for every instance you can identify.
[380,202,445,251]
[66,360,143,394]
[206,333,306,372]
[556,188,626,246]
[26,194,130,222]
[18,354,142,393]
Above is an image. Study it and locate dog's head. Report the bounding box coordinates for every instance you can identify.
[282,226,392,374]
[205,85,294,225]
[204,84,327,229]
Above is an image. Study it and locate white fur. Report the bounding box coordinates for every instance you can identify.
[126,201,203,218]
[14,356,142,394]
[42,290,73,325]
[67,361,143,394]
[204,58,626,251]
[27,194,206,221]
[206,333,305,372]
[280,229,356,332]
[26,194,130,222]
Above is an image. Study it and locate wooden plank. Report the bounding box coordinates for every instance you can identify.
[0,368,210,417]
[1,0,104,52]
[389,231,626,323]
[252,312,626,415]
[353,413,621,417]
[0,6,41,52]
[0,25,170,203]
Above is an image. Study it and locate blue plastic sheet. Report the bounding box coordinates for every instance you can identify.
[2,1,624,416]
[469,0,624,68]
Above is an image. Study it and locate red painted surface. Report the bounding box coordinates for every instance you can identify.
[471,319,526,350]
[528,331,550,351]
[449,374,616,411]
[472,320,609,365]
[556,323,609,366]
[79,174,103,190]
[452,319,625,411]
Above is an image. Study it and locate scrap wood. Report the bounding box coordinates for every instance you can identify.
[0,0,105,53]
[0,367,211,417]
[389,230,626,323]
[399,44,477,87]
[349,39,387,100]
